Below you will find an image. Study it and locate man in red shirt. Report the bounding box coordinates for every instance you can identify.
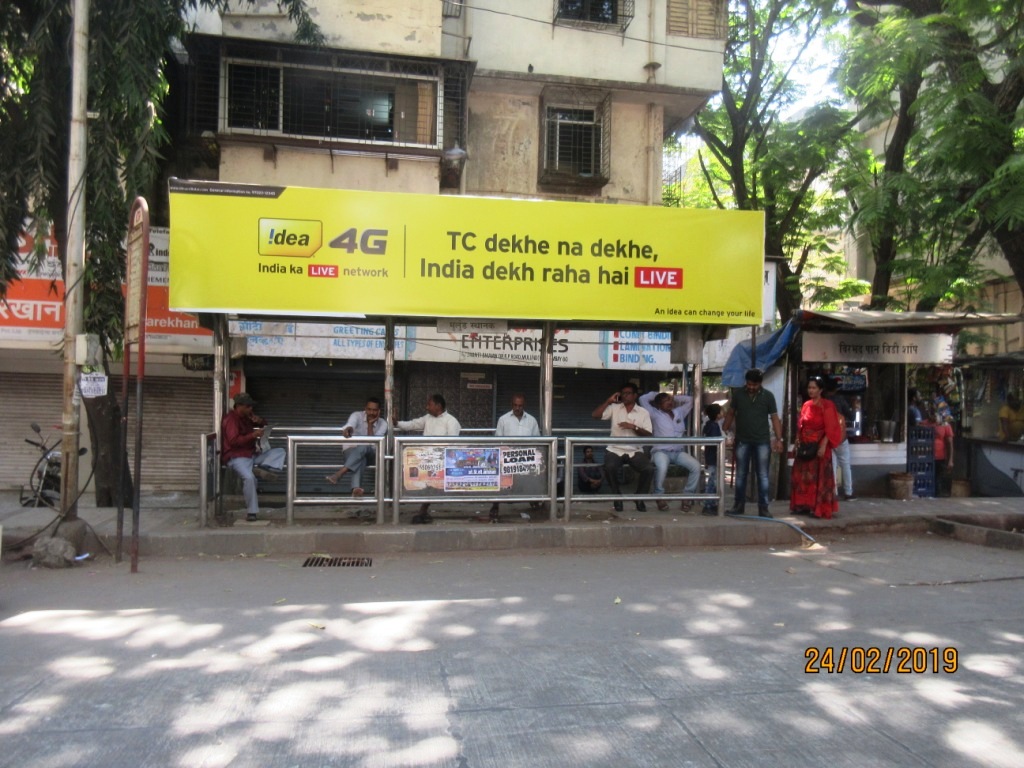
[222,392,283,521]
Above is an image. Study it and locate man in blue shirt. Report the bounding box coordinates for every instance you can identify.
[639,386,701,511]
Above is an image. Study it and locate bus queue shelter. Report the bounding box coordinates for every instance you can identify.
[169,180,765,523]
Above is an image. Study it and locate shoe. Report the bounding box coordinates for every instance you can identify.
[680,501,693,513]
[253,467,277,481]
[411,512,433,525]
[701,508,718,516]
[352,487,365,498]
[841,493,855,501]
[325,474,338,485]
[758,506,772,518]
[613,501,623,512]
[635,501,647,512]
[489,503,500,522]
[727,505,745,515]
[246,513,258,522]
[656,500,669,511]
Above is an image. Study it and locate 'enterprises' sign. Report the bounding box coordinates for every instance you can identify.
[169,180,765,324]
[802,332,954,364]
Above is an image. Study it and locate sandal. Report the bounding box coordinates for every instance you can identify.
[325,474,338,485]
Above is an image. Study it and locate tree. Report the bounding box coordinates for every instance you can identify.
[0,1,321,505]
[844,0,1024,309]
[681,0,869,322]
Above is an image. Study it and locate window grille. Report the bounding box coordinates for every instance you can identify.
[540,87,611,187]
[442,0,462,17]
[553,0,634,33]
[181,35,470,156]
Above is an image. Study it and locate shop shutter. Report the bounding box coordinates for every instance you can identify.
[114,376,213,491]
[0,372,65,490]
[2,372,210,492]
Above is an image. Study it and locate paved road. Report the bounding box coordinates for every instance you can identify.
[2,533,1023,767]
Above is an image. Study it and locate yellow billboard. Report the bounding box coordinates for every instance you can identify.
[169,180,764,324]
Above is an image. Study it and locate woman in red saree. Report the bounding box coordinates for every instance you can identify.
[790,376,845,518]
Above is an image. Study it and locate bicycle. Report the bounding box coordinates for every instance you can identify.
[20,423,86,509]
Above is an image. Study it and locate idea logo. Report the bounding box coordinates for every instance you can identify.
[258,218,323,258]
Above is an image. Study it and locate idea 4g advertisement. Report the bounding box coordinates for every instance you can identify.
[169,180,765,325]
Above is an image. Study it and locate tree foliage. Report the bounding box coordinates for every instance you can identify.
[0,0,320,503]
[844,0,1024,309]
[678,0,869,322]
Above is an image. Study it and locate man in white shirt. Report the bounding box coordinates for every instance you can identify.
[394,393,461,522]
[325,397,387,497]
[491,393,541,521]
[592,383,654,512]
[495,393,540,437]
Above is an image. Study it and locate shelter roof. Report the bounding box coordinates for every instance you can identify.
[795,309,1022,335]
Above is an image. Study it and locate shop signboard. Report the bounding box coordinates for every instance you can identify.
[228,319,679,370]
[2,225,212,350]
[803,332,954,364]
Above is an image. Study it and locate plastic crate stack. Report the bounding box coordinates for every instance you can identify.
[907,426,935,497]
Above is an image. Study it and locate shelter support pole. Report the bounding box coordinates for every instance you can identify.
[213,315,228,523]
[385,319,396,482]
[540,322,554,435]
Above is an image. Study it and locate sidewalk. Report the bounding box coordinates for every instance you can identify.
[2,489,1022,558]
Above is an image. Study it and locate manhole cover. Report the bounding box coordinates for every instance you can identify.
[302,556,373,568]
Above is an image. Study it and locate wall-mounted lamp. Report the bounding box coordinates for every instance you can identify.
[441,143,468,190]
[643,61,662,84]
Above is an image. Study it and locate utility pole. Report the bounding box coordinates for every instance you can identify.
[61,0,90,520]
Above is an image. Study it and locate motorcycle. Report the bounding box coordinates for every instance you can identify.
[20,423,87,509]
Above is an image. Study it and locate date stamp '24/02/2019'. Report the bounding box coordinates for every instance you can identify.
[804,646,958,674]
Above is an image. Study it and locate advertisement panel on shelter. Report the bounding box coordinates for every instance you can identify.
[169,181,765,325]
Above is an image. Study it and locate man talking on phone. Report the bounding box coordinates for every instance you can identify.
[592,383,654,512]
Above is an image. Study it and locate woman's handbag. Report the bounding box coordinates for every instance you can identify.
[797,441,818,460]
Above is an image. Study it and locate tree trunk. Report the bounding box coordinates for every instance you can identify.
[82,383,134,507]
[991,224,1024,300]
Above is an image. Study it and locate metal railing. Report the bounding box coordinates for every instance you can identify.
[211,430,725,526]
[284,434,387,525]
[562,436,724,521]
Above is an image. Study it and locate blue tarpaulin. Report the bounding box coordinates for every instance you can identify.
[721,321,798,388]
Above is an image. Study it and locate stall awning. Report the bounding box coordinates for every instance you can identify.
[795,309,1022,334]
[722,321,798,387]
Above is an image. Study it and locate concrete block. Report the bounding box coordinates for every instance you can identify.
[608,524,663,548]
[564,526,612,548]
[363,529,417,553]
[313,531,369,554]
[413,528,472,552]
[515,526,566,550]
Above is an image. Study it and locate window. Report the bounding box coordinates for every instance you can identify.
[540,90,611,187]
[554,0,634,32]
[224,60,439,147]
[667,0,727,40]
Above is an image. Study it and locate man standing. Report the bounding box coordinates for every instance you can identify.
[393,394,461,523]
[325,397,387,497]
[221,392,282,522]
[639,385,701,512]
[722,369,784,518]
[491,393,540,521]
[824,377,855,501]
[592,383,654,512]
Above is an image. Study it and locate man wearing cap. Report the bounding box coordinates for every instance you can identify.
[222,392,282,522]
